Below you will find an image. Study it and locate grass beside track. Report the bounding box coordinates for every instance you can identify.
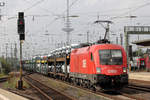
[3,74,29,89]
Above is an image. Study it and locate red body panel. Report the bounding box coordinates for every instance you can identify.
[70,47,95,74]
[137,58,145,67]
[146,56,150,68]
[70,44,127,76]
[145,57,150,68]
[138,55,150,69]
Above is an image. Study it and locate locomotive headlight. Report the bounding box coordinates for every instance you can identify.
[96,67,101,73]
[123,67,127,73]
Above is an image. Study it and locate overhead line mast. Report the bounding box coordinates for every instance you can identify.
[66,0,70,45]
[62,0,74,46]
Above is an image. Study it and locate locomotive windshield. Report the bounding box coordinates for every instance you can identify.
[99,50,123,65]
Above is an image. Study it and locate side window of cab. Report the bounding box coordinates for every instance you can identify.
[91,53,93,61]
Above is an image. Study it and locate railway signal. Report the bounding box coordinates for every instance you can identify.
[17,12,25,89]
[18,12,25,40]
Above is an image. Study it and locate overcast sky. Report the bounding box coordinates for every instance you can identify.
[1,0,150,59]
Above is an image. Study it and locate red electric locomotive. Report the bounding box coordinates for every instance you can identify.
[70,44,128,90]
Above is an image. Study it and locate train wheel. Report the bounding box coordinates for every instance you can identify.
[91,85,96,91]
[70,78,74,84]
[87,81,91,89]
[65,77,68,82]
[73,79,78,86]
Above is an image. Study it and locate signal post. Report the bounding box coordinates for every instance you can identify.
[17,12,25,89]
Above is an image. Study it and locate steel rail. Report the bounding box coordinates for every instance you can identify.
[120,92,145,100]
[128,84,150,92]
[0,77,9,82]
[24,75,75,100]
[24,76,52,100]
[31,73,139,100]
[48,75,148,100]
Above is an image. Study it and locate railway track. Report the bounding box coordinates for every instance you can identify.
[128,84,150,92]
[129,79,150,84]
[24,75,74,100]
[28,73,147,100]
[120,92,145,100]
[119,83,150,100]
[54,77,150,100]
[0,77,9,82]
[71,83,145,100]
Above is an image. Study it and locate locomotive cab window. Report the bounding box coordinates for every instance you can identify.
[91,53,93,61]
[99,50,123,65]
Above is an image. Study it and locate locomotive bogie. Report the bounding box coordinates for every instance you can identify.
[96,74,128,90]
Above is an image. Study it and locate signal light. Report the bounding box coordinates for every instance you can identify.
[18,12,25,40]
[19,21,23,24]
[18,19,25,34]
[18,12,24,18]
[18,12,25,34]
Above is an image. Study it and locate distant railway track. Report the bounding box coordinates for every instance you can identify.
[66,81,148,100]
[128,84,150,92]
[0,77,9,82]
[129,79,150,84]
[62,80,146,100]
[27,73,146,100]
[120,92,145,100]
[119,83,150,100]
[24,75,74,100]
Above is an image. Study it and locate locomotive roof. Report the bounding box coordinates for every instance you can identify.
[72,44,124,53]
[90,44,124,50]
